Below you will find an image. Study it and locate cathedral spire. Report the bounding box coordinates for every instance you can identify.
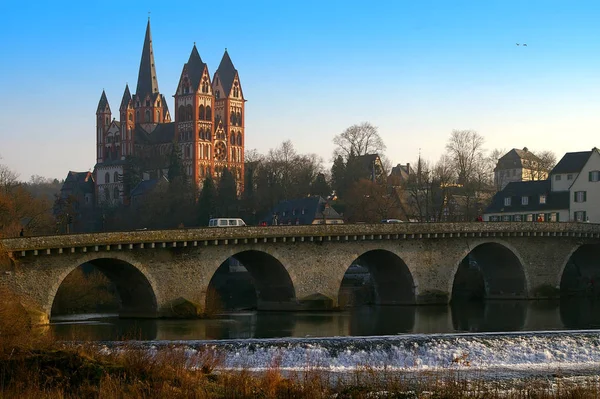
[215,49,238,97]
[96,90,110,113]
[119,84,132,111]
[135,20,160,99]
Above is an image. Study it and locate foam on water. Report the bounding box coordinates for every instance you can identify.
[98,330,600,377]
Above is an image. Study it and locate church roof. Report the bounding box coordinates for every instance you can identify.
[215,50,237,96]
[134,123,175,145]
[135,20,160,100]
[96,90,110,113]
[119,84,132,111]
[186,45,206,92]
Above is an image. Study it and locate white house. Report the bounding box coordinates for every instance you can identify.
[484,148,600,222]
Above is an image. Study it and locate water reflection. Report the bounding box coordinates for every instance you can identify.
[50,299,600,341]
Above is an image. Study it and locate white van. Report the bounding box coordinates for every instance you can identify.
[208,218,247,227]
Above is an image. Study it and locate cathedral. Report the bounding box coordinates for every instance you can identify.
[94,20,245,205]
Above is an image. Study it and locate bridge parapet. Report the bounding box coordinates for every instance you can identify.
[2,222,600,258]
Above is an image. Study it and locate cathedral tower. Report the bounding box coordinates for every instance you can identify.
[96,90,111,163]
[133,20,170,129]
[175,45,214,185]
[119,84,135,158]
[212,50,245,191]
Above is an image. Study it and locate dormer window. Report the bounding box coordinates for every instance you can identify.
[539,195,546,204]
[521,196,529,205]
[504,197,511,206]
[555,175,561,181]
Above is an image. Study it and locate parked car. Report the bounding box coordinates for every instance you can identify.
[381,219,403,224]
[208,218,247,227]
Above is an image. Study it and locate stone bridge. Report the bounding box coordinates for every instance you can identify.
[2,222,600,324]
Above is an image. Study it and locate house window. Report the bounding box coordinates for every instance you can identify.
[521,196,529,205]
[105,172,110,184]
[549,213,558,222]
[490,216,499,222]
[555,175,561,181]
[567,174,573,180]
[502,215,511,221]
[574,211,587,222]
[526,214,533,222]
[539,195,546,204]
[504,197,511,206]
[589,171,600,182]
[513,214,522,222]
[574,191,587,203]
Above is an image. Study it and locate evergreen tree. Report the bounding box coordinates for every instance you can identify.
[122,156,143,199]
[217,168,238,217]
[310,173,331,198]
[197,176,217,226]
[331,155,346,198]
[167,144,186,184]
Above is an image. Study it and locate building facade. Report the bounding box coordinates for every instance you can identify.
[94,21,245,205]
[485,148,600,222]
[494,148,547,190]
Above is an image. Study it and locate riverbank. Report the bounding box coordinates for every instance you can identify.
[2,343,600,398]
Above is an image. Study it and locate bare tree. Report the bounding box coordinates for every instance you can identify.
[333,122,386,159]
[445,129,486,186]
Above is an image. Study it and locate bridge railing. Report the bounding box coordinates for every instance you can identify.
[2,222,600,254]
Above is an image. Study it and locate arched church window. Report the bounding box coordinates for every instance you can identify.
[178,106,185,121]
[113,187,119,200]
[157,110,160,121]
[128,113,133,121]
[114,171,119,182]
[146,100,150,107]
[230,132,236,145]
[237,132,242,146]
[145,110,151,122]
[185,104,193,121]
[230,113,235,125]
[237,112,242,126]
[157,99,161,107]
[205,106,212,121]
[105,172,110,184]
[136,110,140,121]
[104,188,110,201]
[215,90,220,99]
[199,105,205,120]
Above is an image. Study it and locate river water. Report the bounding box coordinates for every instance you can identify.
[50,300,600,341]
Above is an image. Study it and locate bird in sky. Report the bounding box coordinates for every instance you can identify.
[516,43,520,46]
[523,43,528,46]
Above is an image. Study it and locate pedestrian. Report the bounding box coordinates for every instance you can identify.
[19,228,24,237]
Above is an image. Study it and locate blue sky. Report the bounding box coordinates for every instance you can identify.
[1,1,600,180]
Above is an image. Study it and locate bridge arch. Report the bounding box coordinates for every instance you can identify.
[338,249,415,307]
[206,249,297,311]
[450,241,528,300]
[49,253,159,319]
[559,243,600,297]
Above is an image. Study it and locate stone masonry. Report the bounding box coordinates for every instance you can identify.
[1,222,599,324]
